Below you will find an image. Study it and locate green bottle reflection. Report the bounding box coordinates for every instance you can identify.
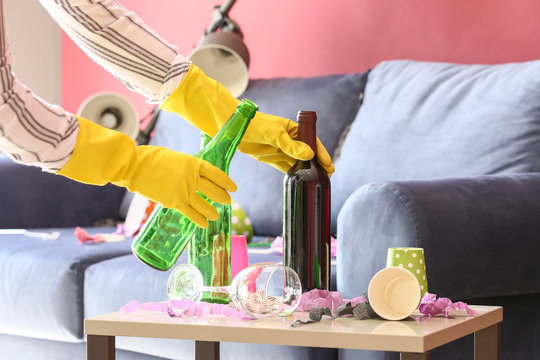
[131,99,258,272]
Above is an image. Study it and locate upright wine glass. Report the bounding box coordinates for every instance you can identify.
[167,263,302,318]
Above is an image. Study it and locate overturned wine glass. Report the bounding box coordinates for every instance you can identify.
[167,262,302,319]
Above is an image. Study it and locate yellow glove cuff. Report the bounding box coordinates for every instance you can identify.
[57,116,135,185]
[161,64,239,137]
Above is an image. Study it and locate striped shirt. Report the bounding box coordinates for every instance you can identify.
[0,0,190,172]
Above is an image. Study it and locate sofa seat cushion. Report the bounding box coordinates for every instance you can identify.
[332,59,540,218]
[0,227,132,342]
[150,73,369,236]
[84,240,337,359]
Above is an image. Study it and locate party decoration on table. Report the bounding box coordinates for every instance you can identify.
[291,307,334,327]
[121,299,249,320]
[167,263,302,319]
[74,226,125,244]
[418,293,477,318]
[386,247,428,297]
[291,302,377,327]
[295,289,366,313]
[337,301,378,320]
[291,290,376,326]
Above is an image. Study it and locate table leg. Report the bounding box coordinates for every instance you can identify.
[87,335,115,360]
[401,352,430,360]
[195,340,220,360]
[474,323,501,360]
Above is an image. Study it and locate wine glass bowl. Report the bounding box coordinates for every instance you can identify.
[231,263,302,318]
[167,263,204,302]
[167,263,302,319]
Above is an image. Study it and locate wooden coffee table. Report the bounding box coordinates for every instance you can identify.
[85,305,502,360]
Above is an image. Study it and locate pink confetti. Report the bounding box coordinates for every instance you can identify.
[295,289,366,314]
[74,226,126,244]
[120,300,140,314]
[139,302,167,312]
[350,296,368,307]
[418,292,477,318]
[121,300,252,320]
[74,227,104,244]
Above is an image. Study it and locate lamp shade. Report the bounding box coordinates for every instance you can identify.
[188,31,250,98]
[77,92,139,140]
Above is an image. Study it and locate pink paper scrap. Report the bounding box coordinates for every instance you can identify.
[74,224,126,244]
[121,299,252,320]
[418,292,477,318]
[295,289,367,314]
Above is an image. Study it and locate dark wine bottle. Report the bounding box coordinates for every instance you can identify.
[283,111,331,291]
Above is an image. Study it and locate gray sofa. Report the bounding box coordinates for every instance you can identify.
[1,59,539,360]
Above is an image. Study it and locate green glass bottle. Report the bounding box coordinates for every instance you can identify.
[131,99,258,271]
[189,133,231,303]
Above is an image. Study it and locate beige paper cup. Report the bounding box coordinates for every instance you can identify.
[386,247,428,297]
[368,267,421,321]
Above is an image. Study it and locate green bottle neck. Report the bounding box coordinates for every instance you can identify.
[197,100,258,173]
[200,133,212,149]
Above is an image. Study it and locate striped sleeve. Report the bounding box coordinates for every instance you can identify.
[0,0,78,172]
[39,0,191,103]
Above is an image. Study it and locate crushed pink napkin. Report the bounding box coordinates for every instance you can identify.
[271,236,337,257]
[418,293,477,318]
[121,299,252,320]
[295,289,367,314]
[74,225,126,244]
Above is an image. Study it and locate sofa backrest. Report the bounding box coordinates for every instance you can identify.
[150,72,369,237]
[332,59,540,218]
[0,154,125,228]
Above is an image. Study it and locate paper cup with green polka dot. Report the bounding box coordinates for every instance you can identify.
[386,247,428,297]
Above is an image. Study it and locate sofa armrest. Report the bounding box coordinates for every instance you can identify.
[0,155,126,228]
[337,173,540,300]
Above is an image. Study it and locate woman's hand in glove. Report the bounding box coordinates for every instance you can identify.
[57,117,236,228]
[161,64,335,175]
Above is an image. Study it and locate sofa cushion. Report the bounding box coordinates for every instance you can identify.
[150,72,368,236]
[332,59,540,219]
[0,227,131,342]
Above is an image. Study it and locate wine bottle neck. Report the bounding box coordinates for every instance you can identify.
[297,111,317,155]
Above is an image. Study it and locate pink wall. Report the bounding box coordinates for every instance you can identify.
[62,0,540,118]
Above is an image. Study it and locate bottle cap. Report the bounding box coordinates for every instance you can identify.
[297,111,317,123]
[237,99,258,118]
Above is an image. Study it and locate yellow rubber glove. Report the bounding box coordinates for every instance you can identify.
[161,64,335,175]
[57,116,236,228]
